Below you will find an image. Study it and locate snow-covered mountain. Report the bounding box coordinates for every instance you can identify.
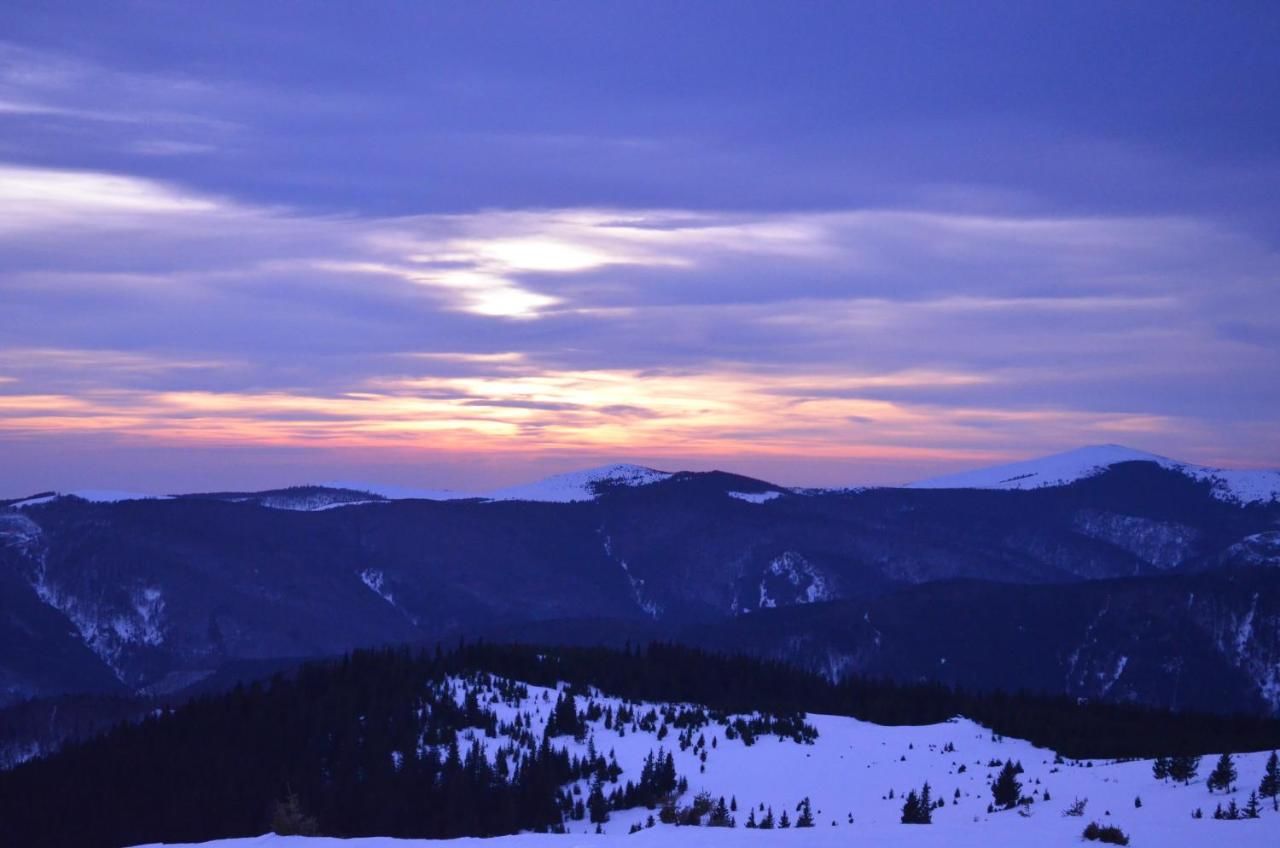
[481,463,673,503]
[332,463,672,504]
[15,445,1275,510]
[5,453,1280,715]
[5,464,674,511]
[129,674,1279,848]
[10,489,173,508]
[910,444,1280,505]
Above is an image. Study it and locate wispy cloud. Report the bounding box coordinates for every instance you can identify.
[0,41,234,130]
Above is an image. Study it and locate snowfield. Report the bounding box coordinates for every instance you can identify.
[909,444,1280,505]
[727,490,784,504]
[481,464,672,503]
[326,464,672,506]
[134,675,1280,848]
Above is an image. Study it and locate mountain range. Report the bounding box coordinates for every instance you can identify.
[2,444,1278,730]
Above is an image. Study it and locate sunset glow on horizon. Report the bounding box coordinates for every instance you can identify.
[2,3,1278,495]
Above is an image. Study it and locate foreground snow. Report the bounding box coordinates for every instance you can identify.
[134,675,1279,847]
[909,444,1280,504]
[134,819,1279,847]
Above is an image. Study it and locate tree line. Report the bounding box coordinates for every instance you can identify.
[2,640,1279,848]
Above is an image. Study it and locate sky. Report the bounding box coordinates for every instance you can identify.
[1,1,1278,495]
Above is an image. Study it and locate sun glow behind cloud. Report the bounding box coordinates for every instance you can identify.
[1,160,1278,490]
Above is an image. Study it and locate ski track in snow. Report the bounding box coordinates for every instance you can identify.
[132,675,1280,848]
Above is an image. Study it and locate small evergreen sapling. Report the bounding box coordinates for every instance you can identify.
[269,791,319,836]
[1082,821,1130,845]
[1063,797,1087,817]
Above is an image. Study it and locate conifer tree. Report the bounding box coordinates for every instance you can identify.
[1170,754,1201,785]
[270,791,319,836]
[709,796,733,827]
[1244,791,1261,819]
[898,783,934,824]
[992,760,1022,810]
[1259,750,1280,811]
[796,797,815,827]
[1207,753,1237,793]
[901,790,921,824]
[1152,756,1171,781]
[588,781,609,824]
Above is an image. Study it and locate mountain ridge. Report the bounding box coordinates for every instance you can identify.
[8,445,1278,508]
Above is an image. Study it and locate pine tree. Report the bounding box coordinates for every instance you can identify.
[1170,754,1201,785]
[900,783,933,824]
[796,797,815,827]
[1152,756,1171,781]
[901,790,921,824]
[587,781,609,824]
[708,796,733,827]
[779,810,791,828]
[1259,750,1280,811]
[270,791,319,836]
[760,807,775,829]
[992,760,1022,810]
[1207,753,1237,793]
[1244,791,1261,819]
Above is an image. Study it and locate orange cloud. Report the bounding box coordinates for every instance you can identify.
[0,366,1176,470]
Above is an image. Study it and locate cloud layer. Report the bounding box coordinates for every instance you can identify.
[1,7,1277,493]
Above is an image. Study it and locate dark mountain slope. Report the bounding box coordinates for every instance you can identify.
[686,566,1280,715]
[1,461,1276,712]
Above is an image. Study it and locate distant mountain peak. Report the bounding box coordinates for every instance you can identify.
[320,463,673,506]
[909,444,1280,504]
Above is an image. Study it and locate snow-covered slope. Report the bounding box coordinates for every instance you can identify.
[6,465,672,511]
[482,463,672,503]
[910,445,1280,505]
[11,489,173,507]
[314,464,671,506]
[322,481,467,501]
[728,490,784,504]
[133,674,1280,848]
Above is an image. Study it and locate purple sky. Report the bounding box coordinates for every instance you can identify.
[2,1,1279,495]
